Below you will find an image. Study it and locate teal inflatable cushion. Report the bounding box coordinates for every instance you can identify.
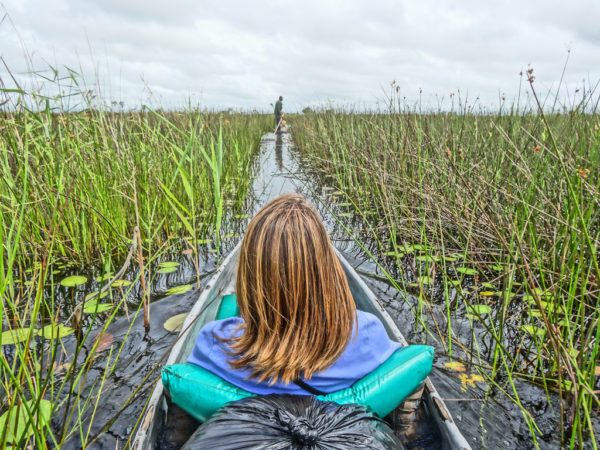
[163,345,433,423]
[215,293,239,320]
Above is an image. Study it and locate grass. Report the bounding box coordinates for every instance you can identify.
[291,82,599,448]
[0,77,270,447]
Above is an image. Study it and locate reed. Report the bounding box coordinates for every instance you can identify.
[0,80,270,447]
[292,87,599,447]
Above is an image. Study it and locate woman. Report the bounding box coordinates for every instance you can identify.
[188,193,399,395]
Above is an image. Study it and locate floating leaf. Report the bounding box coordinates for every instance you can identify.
[224,233,240,239]
[164,313,188,333]
[166,284,193,296]
[521,325,546,338]
[0,399,51,443]
[442,255,459,262]
[96,273,113,282]
[338,212,353,218]
[84,291,108,302]
[234,214,251,219]
[479,291,496,298]
[384,251,404,258]
[469,304,492,315]
[416,255,435,262]
[197,239,212,245]
[418,276,433,285]
[412,244,429,251]
[397,244,414,254]
[111,279,132,288]
[337,202,352,207]
[157,267,178,274]
[83,300,112,314]
[528,309,542,318]
[490,264,504,272]
[158,261,180,269]
[60,275,87,287]
[459,373,485,391]
[1,328,31,346]
[456,267,477,276]
[39,324,75,340]
[481,282,495,289]
[449,280,462,287]
[444,361,466,372]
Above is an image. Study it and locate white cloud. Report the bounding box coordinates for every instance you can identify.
[1,0,598,111]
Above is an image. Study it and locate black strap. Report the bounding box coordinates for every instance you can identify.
[293,378,327,396]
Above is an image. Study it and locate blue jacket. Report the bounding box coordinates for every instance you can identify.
[188,310,400,395]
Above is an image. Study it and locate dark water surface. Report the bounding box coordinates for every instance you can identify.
[59,131,576,449]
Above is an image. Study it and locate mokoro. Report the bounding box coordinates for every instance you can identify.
[132,244,471,449]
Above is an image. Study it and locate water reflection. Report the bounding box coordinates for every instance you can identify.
[275,133,283,170]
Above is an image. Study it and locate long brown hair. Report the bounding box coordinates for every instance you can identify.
[229,193,356,384]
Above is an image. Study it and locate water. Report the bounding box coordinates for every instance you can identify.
[54,130,577,449]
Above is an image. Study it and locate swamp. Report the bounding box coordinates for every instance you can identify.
[1,1,599,448]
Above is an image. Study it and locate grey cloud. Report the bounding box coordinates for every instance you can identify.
[1,0,599,111]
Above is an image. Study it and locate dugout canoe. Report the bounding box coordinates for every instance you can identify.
[132,243,471,449]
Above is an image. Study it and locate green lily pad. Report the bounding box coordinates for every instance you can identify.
[197,239,212,245]
[83,300,112,314]
[158,261,180,269]
[528,309,543,318]
[449,279,463,287]
[166,284,193,296]
[397,244,415,254]
[224,233,240,239]
[84,291,108,302]
[521,324,546,338]
[469,304,492,315]
[490,264,504,272]
[456,267,477,276]
[157,267,178,274]
[39,324,75,340]
[384,251,404,258]
[418,276,433,285]
[481,282,495,289]
[479,291,496,297]
[96,273,114,282]
[164,313,188,333]
[416,255,435,262]
[0,399,51,443]
[442,255,459,262]
[111,279,132,288]
[60,275,88,287]
[338,212,353,218]
[412,244,429,251]
[1,328,32,346]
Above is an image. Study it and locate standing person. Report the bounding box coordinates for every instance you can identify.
[274,96,283,130]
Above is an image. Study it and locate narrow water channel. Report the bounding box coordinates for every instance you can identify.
[64,131,559,449]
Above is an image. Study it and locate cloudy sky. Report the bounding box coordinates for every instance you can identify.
[1,0,599,111]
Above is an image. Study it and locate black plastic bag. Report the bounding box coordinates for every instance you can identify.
[181,394,404,450]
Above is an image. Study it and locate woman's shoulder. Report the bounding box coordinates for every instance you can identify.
[197,317,244,343]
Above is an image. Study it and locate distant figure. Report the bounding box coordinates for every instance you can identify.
[274,96,283,130]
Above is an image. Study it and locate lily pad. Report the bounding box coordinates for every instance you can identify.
[1,328,32,346]
[528,309,543,318]
[469,304,492,315]
[39,324,75,340]
[338,212,353,218]
[166,284,193,296]
[418,276,433,285]
[479,291,496,297]
[158,261,180,269]
[157,267,178,274]
[442,255,459,262]
[456,267,477,276]
[111,279,132,288]
[0,399,52,443]
[490,264,504,272]
[521,324,546,338]
[444,361,466,372]
[60,275,88,287]
[384,251,404,258]
[83,300,112,314]
[449,279,463,287]
[84,291,108,302]
[96,273,114,282]
[164,313,188,333]
[481,282,495,289]
[416,255,435,263]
